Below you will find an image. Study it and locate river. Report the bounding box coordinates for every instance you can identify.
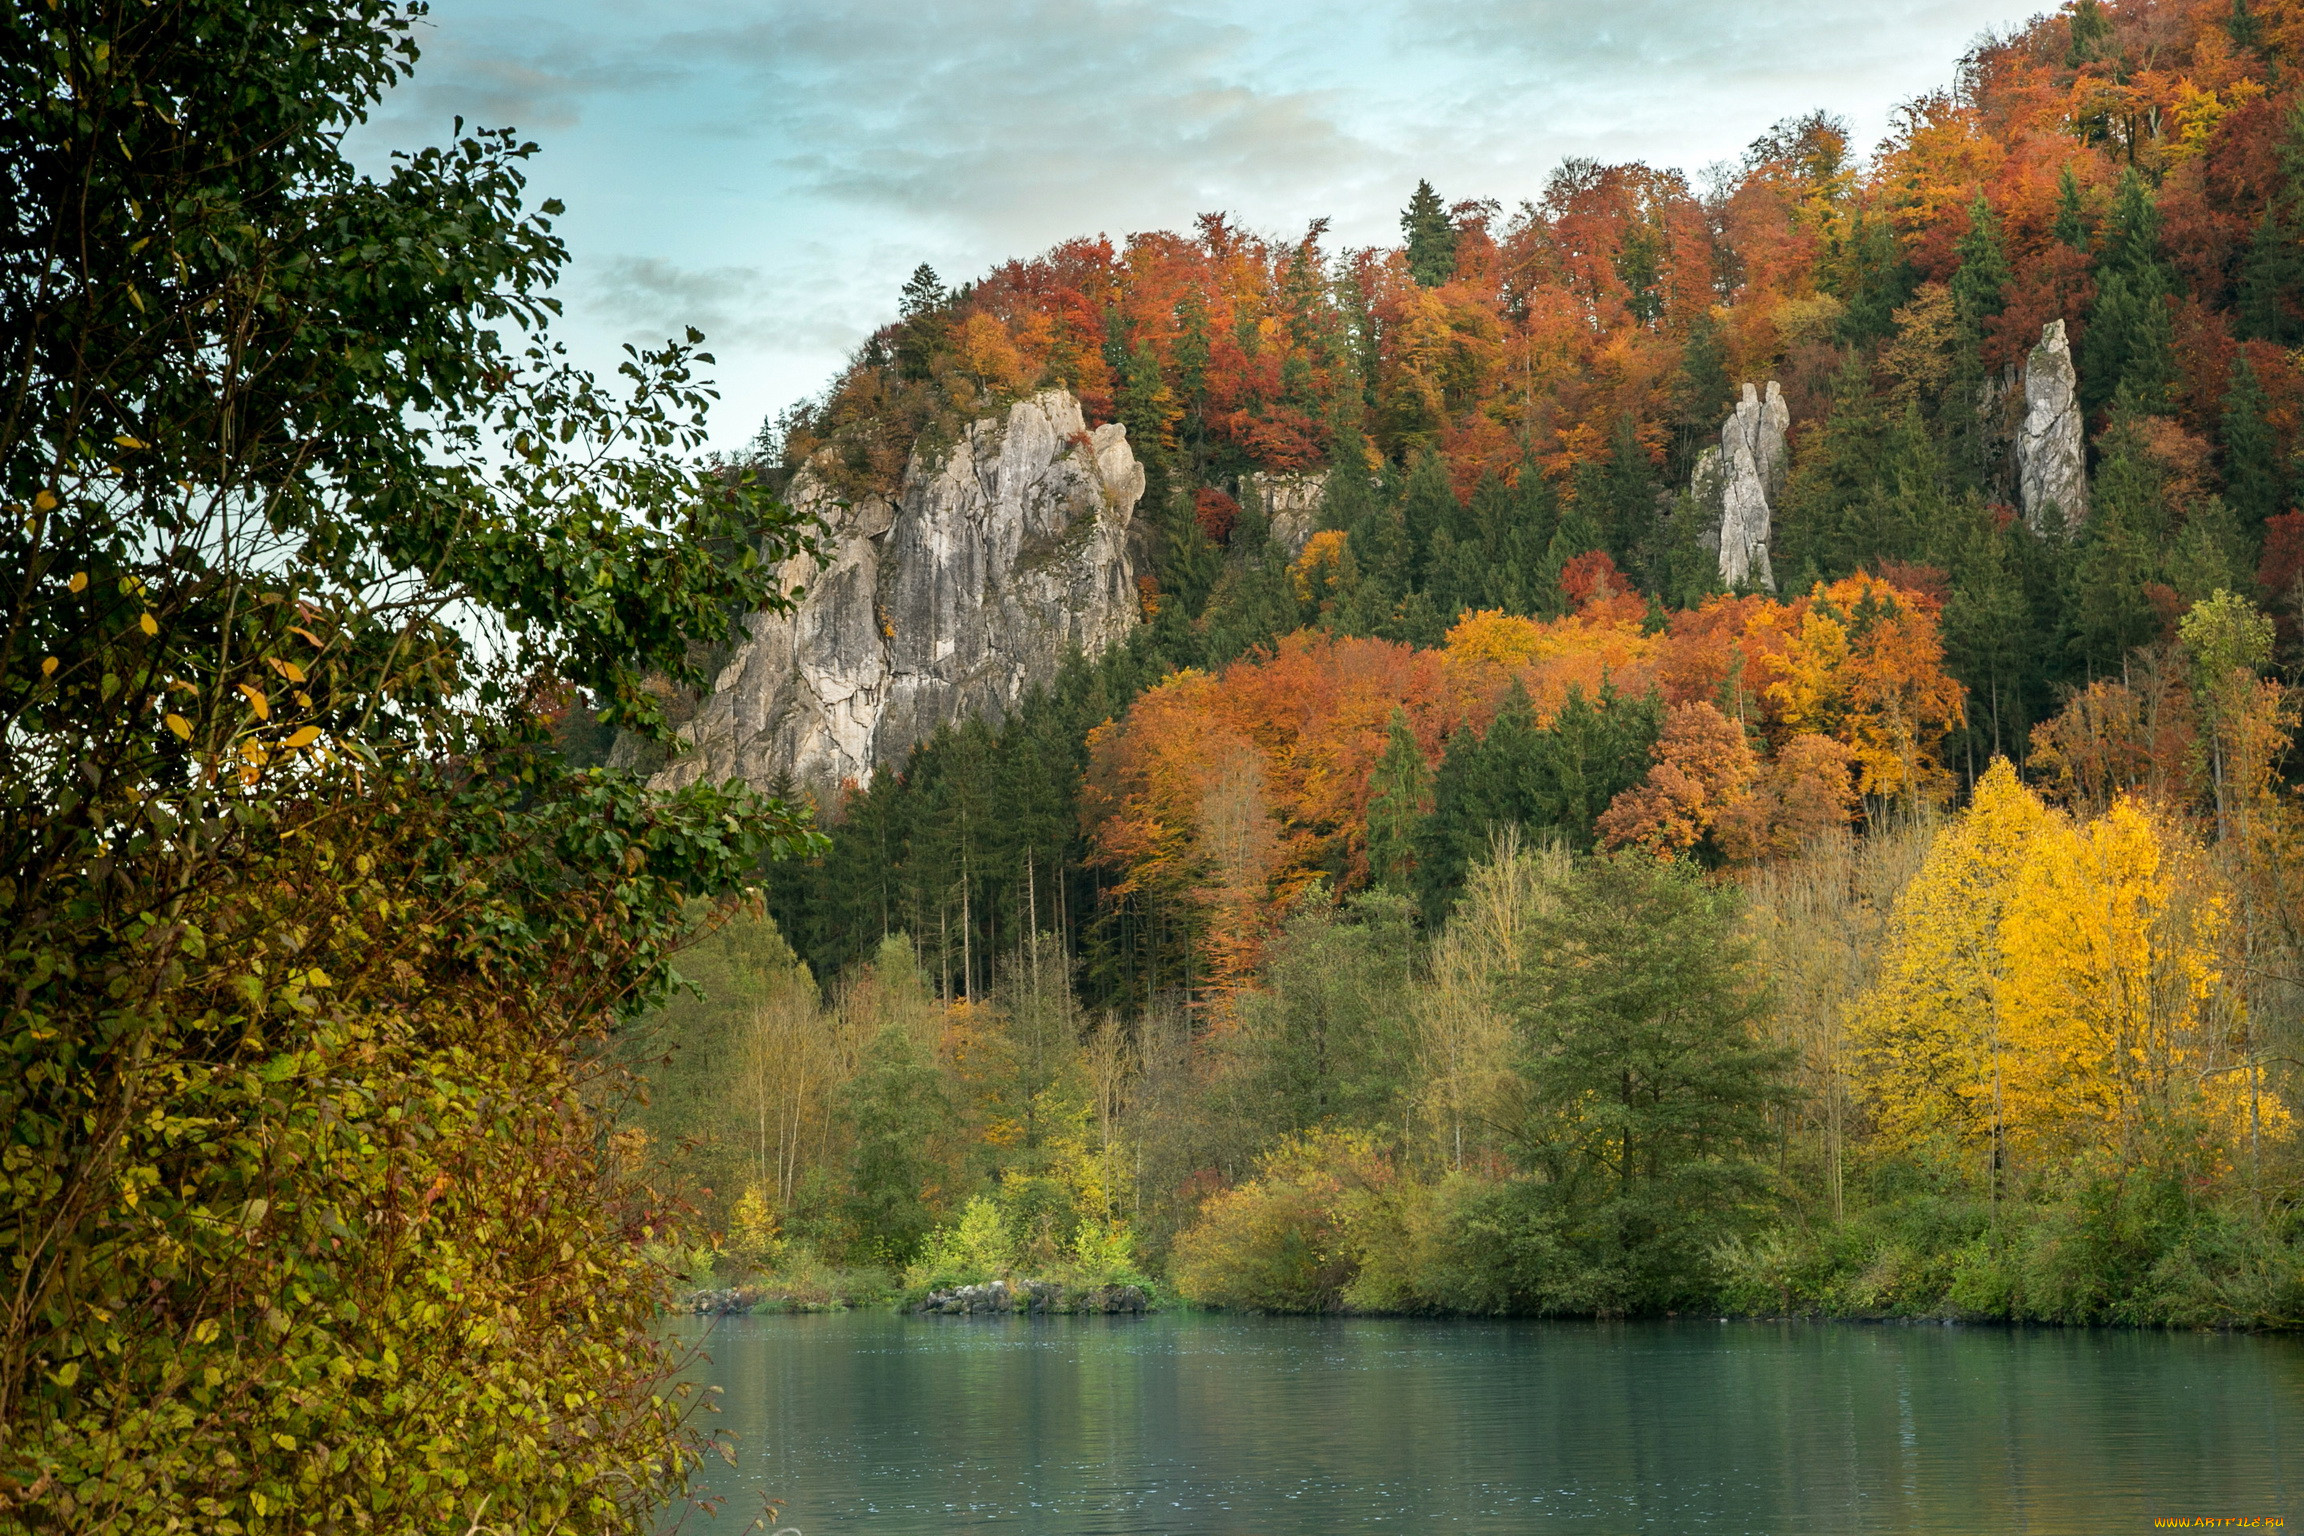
[661,1311,2301,1534]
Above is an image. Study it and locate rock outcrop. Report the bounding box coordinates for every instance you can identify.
[1695,381,1788,592]
[911,1279,1151,1315]
[2014,319,2087,531]
[653,389,1145,802]
[1242,470,1328,558]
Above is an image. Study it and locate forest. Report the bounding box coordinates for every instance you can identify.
[623,0,2304,1326]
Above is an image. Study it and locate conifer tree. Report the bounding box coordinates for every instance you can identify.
[1950,194,2013,335]
[2053,164,2092,253]
[1492,854,1792,1314]
[1499,463,1565,615]
[1398,448,1461,588]
[2230,0,2264,48]
[1367,709,1436,890]
[895,262,950,379]
[1573,414,1663,573]
[2236,101,2304,345]
[2069,402,2170,669]
[2081,170,2178,418]
[2221,353,2285,533]
[1403,179,1459,288]
[1670,311,1737,481]
[1831,210,1920,346]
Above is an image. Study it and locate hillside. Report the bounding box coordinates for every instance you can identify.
[627,0,2304,1324]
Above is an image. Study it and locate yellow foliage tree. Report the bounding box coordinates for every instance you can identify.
[1855,761,2284,1186]
[1997,798,2276,1165]
[1851,760,2050,1179]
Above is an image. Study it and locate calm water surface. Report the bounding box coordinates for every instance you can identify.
[662,1311,2302,1535]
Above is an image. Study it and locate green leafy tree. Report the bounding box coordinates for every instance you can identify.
[1227,892,1420,1139]
[0,2,823,1525]
[840,1025,956,1264]
[1482,854,1793,1315]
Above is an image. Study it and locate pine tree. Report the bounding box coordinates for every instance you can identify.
[2221,353,2285,533]
[1402,179,1459,288]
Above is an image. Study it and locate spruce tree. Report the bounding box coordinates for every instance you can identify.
[1831,210,1920,346]
[2069,402,2171,670]
[1949,194,2013,335]
[1415,687,1541,922]
[896,262,950,380]
[1934,498,2043,760]
[1670,311,1737,481]
[2236,101,2304,344]
[1402,179,1459,288]
[1499,462,1564,615]
[2053,164,2091,253]
[2221,353,2285,533]
[1367,709,1436,891]
[2230,0,2264,50]
[2081,170,2178,418]
[1398,449,1460,589]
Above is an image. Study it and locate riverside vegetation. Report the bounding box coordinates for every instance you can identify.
[629,0,2304,1331]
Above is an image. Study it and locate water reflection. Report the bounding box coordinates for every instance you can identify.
[664,1312,2302,1534]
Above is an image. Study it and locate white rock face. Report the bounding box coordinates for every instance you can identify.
[652,389,1145,803]
[1709,381,1787,592]
[1242,470,1329,557]
[2015,319,2088,532]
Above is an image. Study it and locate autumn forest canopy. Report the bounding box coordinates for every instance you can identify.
[628,0,2304,1333]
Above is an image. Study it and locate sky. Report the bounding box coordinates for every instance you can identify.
[350,0,2050,453]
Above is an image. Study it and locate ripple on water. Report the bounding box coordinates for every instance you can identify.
[660,1312,2304,1535]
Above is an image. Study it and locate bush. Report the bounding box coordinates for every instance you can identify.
[1171,1133,1388,1311]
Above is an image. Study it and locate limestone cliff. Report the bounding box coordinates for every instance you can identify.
[1242,470,1329,557]
[652,389,1145,802]
[2015,319,2087,532]
[1694,381,1788,592]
